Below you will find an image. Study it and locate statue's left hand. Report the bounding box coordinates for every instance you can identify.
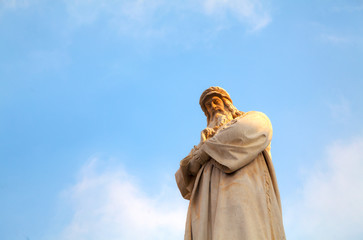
[188,147,210,175]
[201,127,216,142]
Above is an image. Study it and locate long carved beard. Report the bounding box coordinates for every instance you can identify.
[208,111,233,129]
[212,114,228,128]
[201,112,233,141]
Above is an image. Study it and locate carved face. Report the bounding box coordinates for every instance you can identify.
[204,96,226,118]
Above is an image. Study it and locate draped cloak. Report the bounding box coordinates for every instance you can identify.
[175,111,286,240]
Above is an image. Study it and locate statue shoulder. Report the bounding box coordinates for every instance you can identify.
[213,111,271,136]
[239,110,269,118]
[234,111,270,123]
[234,111,272,132]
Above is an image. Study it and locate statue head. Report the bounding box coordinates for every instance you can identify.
[200,87,243,128]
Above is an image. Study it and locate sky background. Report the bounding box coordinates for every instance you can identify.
[1,0,363,239]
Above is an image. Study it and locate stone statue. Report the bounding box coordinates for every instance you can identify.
[175,87,286,240]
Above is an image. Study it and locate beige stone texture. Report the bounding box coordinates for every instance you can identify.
[175,87,286,240]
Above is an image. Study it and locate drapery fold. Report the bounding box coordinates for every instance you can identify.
[176,111,285,240]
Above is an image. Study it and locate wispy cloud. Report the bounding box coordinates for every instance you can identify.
[317,3,363,48]
[327,96,352,123]
[53,137,363,240]
[64,0,168,37]
[320,33,363,48]
[0,0,31,9]
[64,0,271,39]
[284,137,363,239]
[203,0,271,31]
[332,3,363,13]
[52,159,187,240]
[320,33,351,44]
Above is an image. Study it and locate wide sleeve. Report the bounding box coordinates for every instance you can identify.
[175,149,196,200]
[200,111,272,173]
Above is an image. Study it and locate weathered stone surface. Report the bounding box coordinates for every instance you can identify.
[175,86,286,240]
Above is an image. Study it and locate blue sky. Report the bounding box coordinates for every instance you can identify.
[1,0,363,239]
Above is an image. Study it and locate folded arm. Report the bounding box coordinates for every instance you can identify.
[200,111,272,173]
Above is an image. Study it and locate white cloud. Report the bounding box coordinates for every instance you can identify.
[203,0,271,31]
[64,0,171,38]
[284,137,363,239]
[320,33,363,49]
[320,33,351,44]
[64,0,271,38]
[53,159,188,240]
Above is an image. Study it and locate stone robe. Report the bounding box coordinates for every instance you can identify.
[175,111,286,240]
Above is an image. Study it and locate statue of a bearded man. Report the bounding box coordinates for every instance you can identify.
[175,87,286,240]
